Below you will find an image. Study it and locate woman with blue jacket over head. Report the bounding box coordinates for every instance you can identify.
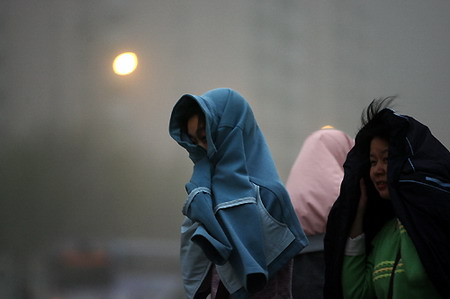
[169,88,308,298]
[324,98,450,299]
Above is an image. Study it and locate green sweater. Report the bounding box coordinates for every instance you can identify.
[342,219,441,299]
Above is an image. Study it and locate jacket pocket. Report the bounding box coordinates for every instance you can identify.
[255,186,296,264]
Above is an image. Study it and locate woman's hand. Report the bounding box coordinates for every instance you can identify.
[349,179,368,238]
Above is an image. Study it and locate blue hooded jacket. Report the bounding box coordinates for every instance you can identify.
[169,88,308,298]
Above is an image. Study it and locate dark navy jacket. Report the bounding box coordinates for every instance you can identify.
[324,108,450,298]
[169,88,308,298]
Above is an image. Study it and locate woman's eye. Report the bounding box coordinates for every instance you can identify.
[370,160,376,166]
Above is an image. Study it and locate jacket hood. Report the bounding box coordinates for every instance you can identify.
[169,89,221,162]
[286,129,354,236]
[169,88,283,194]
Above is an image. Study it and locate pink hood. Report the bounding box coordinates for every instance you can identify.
[286,129,354,236]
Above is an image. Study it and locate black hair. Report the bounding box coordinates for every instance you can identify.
[361,96,396,127]
[357,96,396,153]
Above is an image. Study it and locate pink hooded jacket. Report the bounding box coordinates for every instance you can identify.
[286,129,354,239]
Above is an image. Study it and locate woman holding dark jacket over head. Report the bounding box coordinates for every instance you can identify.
[324,98,450,299]
[169,88,308,299]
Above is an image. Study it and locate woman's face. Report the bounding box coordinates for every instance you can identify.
[187,114,208,150]
[369,137,390,199]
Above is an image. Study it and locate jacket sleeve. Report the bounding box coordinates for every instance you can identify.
[341,235,375,299]
[183,156,232,265]
[211,126,268,293]
[342,254,376,299]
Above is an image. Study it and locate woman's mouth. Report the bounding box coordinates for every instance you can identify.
[376,181,388,190]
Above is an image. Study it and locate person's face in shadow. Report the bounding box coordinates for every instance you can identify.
[187,114,207,150]
[369,137,390,199]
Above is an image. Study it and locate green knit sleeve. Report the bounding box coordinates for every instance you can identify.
[342,254,376,299]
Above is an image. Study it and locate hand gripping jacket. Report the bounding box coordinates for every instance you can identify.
[324,108,450,298]
[169,88,308,298]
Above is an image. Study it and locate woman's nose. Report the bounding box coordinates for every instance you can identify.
[375,163,386,174]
